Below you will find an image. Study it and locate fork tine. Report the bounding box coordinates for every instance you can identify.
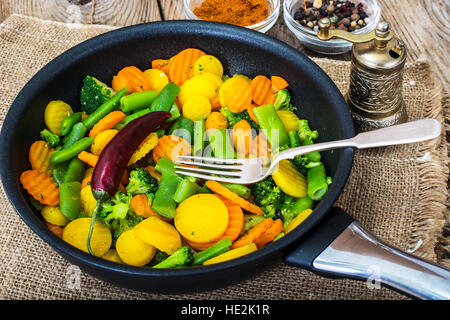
[175,160,245,170]
[177,155,246,164]
[174,165,243,177]
[174,170,243,183]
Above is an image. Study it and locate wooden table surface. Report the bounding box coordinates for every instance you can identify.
[0,0,448,92]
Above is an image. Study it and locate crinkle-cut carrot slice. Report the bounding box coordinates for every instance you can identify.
[250,75,273,105]
[20,170,59,206]
[167,48,206,86]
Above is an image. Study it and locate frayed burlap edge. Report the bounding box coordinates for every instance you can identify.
[406,62,448,263]
[436,92,450,267]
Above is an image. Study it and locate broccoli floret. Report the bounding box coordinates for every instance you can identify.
[297,119,318,141]
[97,191,142,239]
[80,75,115,114]
[40,129,60,147]
[252,176,284,217]
[219,107,259,130]
[149,250,170,266]
[273,89,297,112]
[278,196,315,228]
[152,246,194,268]
[126,168,158,196]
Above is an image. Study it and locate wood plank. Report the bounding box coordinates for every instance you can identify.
[0,0,161,26]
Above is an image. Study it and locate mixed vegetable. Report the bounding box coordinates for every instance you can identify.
[20,48,331,268]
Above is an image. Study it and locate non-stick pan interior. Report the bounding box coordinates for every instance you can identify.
[1,21,354,293]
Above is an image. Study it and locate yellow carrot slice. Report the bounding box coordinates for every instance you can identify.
[219,75,252,113]
[44,100,73,135]
[284,209,313,233]
[41,206,70,226]
[116,229,156,267]
[272,160,307,198]
[203,242,257,265]
[182,95,212,121]
[144,68,169,94]
[29,140,54,177]
[193,55,224,78]
[175,194,229,243]
[128,132,158,165]
[91,129,118,156]
[62,217,112,257]
[134,216,182,254]
[186,195,244,251]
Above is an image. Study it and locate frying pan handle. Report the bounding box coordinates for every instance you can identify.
[284,207,450,300]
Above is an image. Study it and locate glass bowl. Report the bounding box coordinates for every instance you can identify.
[184,0,280,33]
[283,0,381,55]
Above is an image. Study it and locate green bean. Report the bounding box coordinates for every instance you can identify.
[173,179,204,203]
[152,171,182,219]
[63,157,86,183]
[291,197,314,213]
[62,122,87,149]
[50,137,94,165]
[288,130,301,148]
[149,82,181,112]
[82,87,128,129]
[306,163,328,201]
[116,108,151,130]
[61,112,82,136]
[193,118,206,156]
[192,238,232,266]
[59,181,81,220]
[120,90,158,113]
[303,136,321,162]
[220,182,251,199]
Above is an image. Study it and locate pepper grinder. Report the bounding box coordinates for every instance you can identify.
[317,18,407,130]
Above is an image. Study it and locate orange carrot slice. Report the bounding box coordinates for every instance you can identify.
[253,218,284,249]
[112,66,152,93]
[89,111,126,137]
[78,151,99,167]
[251,133,271,157]
[20,170,59,206]
[205,180,264,215]
[152,59,170,73]
[232,120,252,157]
[271,75,289,92]
[131,194,158,218]
[211,95,222,111]
[230,218,275,249]
[29,140,54,177]
[250,75,273,105]
[152,135,191,163]
[167,48,206,86]
[246,103,259,124]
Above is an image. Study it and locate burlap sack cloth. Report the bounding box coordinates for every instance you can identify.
[0,15,448,300]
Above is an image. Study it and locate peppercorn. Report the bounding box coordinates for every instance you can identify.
[293,0,370,32]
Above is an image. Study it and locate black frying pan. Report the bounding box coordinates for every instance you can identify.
[1,21,449,299]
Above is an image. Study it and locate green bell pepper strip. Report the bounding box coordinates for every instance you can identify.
[306,163,328,201]
[169,117,194,143]
[168,102,181,122]
[220,182,251,199]
[206,128,235,159]
[193,118,206,157]
[61,112,82,136]
[192,238,232,266]
[173,179,205,203]
[252,104,290,149]
[149,82,181,112]
[154,156,175,175]
[119,90,158,113]
[63,157,86,183]
[50,137,94,165]
[152,171,182,219]
[82,87,128,129]
[59,181,81,220]
[52,161,69,185]
[62,122,87,149]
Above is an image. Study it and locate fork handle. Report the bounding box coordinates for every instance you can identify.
[279,119,441,160]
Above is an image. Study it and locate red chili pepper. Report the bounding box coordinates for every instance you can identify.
[91,111,171,200]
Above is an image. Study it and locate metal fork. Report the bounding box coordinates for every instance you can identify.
[174,119,441,184]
